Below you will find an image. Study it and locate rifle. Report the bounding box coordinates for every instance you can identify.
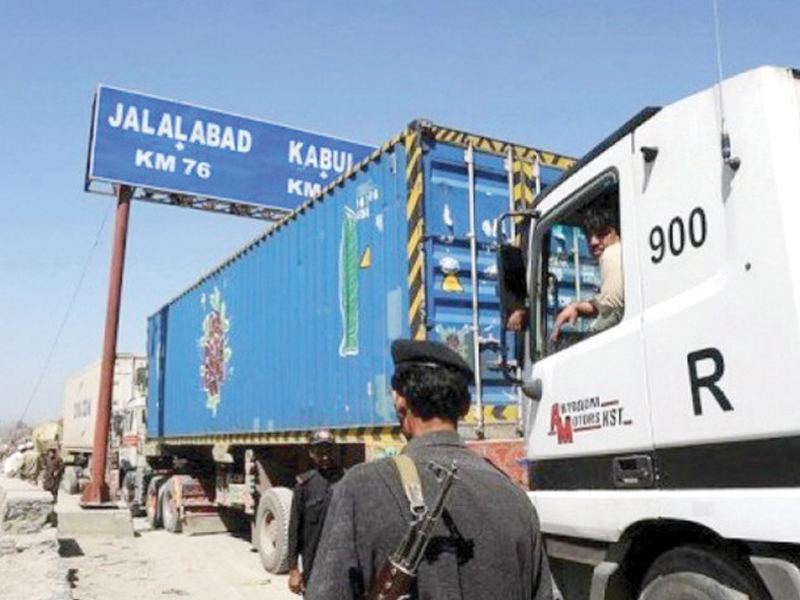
[367,460,458,600]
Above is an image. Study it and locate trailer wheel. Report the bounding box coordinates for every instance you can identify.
[61,466,79,495]
[254,487,293,574]
[146,475,166,528]
[160,477,182,533]
[638,545,769,600]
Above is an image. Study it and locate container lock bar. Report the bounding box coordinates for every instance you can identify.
[464,144,484,438]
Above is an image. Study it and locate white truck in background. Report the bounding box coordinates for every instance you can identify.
[498,66,800,600]
[61,353,148,496]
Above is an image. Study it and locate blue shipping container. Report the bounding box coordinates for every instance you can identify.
[147,121,574,439]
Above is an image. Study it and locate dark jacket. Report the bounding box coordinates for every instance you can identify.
[39,453,64,493]
[287,467,342,582]
[305,431,553,600]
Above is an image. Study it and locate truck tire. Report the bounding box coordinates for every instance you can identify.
[160,477,182,533]
[639,545,769,600]
[62,466,79,495]
[254,487,293,574]
[146,475,166,529]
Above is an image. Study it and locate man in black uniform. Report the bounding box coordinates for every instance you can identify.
[306,339,553,600]
[287,428,343,595]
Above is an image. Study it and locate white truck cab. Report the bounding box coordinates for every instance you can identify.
[500,66,800,600]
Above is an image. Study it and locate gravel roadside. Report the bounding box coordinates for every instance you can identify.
[62,517,298,600]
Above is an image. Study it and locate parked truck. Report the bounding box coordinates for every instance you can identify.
[61,354,148,495]
[497,65,800,600]
[140,120,574,572]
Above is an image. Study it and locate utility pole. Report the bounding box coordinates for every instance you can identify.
[81,184,132,506]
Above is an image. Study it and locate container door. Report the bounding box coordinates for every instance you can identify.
[424,142,524,425]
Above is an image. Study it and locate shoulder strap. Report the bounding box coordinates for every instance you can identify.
[392,455,427,518]
[295,470,314,486]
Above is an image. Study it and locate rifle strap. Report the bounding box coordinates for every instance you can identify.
[392,455,427,518]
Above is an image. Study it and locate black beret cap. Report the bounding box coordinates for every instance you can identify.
[391,339,474,380]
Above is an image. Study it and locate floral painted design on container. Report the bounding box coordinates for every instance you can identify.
[199,286,232,417]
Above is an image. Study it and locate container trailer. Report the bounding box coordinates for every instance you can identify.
[61,354,147,495]
[140,119,574,572]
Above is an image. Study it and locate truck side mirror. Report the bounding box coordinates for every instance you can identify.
[495,209,537,322]
[492,244,527,384]
[493,210,537,382]
[497,244,527,326]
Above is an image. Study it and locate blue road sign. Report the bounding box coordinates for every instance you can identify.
[86,86,375,211]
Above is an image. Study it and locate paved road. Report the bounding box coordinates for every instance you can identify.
[62,516,297,600]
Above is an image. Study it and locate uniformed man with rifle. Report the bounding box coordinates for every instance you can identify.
[305,339,553,600]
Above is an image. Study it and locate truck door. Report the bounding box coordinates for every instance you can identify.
[525,139,655,496]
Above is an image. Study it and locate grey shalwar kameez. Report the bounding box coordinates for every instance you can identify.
[305,430,553,600]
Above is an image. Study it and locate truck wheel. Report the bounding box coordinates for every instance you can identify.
[62,466,79,495]
[146,475,165,528]
[160,477,182,533]
[639,545,769,600]
[254,487,293,574]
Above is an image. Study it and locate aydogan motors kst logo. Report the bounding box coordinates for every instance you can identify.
[549,397,632,444]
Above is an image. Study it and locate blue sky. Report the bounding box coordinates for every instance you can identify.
[1,1,798,426]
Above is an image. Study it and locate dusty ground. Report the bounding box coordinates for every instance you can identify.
[62,517,297,600]
[0,528,70,600]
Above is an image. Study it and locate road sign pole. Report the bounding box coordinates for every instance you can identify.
[82,184,132,506]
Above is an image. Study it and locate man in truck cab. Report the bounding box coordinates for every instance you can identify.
[287,429,343,595]
[505,202,623,343]
[551,203,623,341]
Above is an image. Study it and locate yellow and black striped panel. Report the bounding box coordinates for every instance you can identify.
[422,123,576,170]
[405,128,427,341]
[463,404,519,424]
[156,425,404,447]
[512,155,536,207]
[512,155,536,246]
